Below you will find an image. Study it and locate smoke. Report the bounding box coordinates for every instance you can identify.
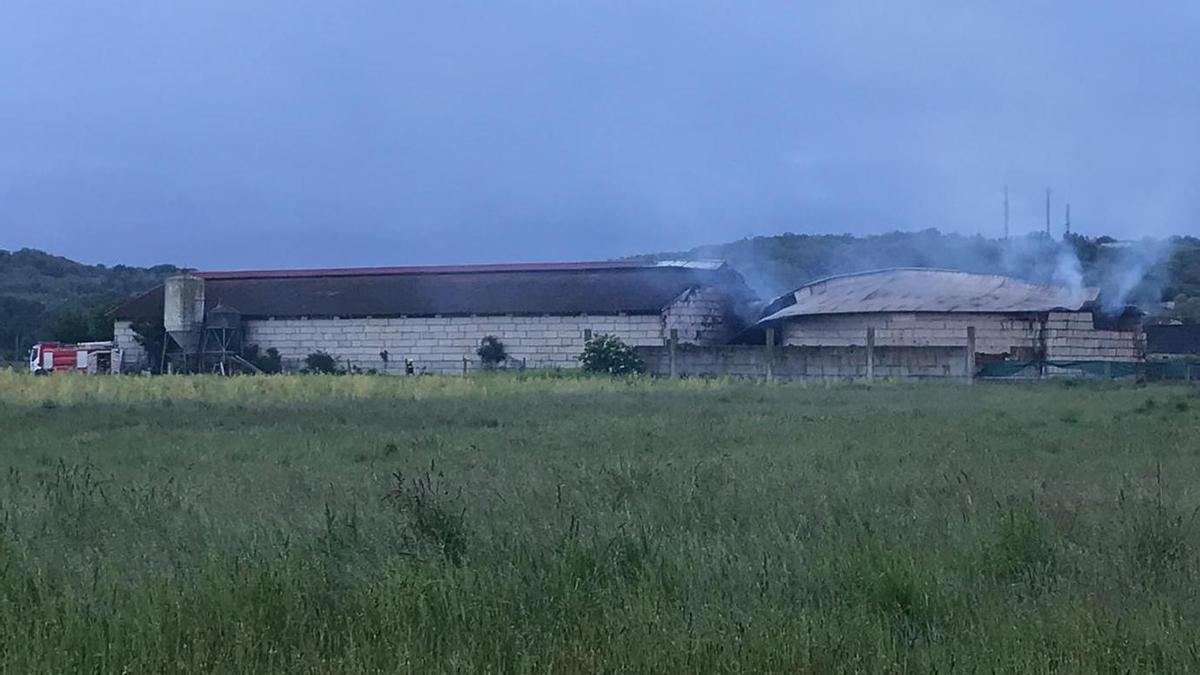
[671,230,1176,313]
[1089,238,1176,313]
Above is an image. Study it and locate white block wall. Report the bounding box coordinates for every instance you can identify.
[663,286,738,345]
[113,321,147,372]
[112,283,736,374]
[638,344,968,380]
[780,311,1143,362]
[242,314,666,374]
[781,312,1041,355]
[1044,312,1143,362]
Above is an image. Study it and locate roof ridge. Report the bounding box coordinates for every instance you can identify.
[193,260,713,280]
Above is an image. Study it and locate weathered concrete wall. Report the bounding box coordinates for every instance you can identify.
[242,314,663,373]
[1044,312,1143,362]
[780,311,1142,363]
[113,321,147,372]
[780,312,1041,356]
[636,344,968,380]
[663,287,739,346]
[113,283,735,374]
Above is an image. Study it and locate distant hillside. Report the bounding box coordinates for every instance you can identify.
[0,249,178,359]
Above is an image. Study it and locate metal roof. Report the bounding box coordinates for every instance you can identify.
[114,260,753,321]
[758,268,1099,323]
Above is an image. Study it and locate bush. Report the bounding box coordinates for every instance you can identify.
[243,344,282,374]
[476,336,507,369]
[303,350,342,374]
[579,334,644,375]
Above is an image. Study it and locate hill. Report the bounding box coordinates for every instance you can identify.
[0,249,178,360]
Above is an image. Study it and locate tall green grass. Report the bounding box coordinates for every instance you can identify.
[1,371,1199,672]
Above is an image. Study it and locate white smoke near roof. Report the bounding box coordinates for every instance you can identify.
[664,230,1177,314]
[995,234,1089,307]
[1093,238,1176,313]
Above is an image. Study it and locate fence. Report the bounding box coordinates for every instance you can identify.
[634,327,1149,383]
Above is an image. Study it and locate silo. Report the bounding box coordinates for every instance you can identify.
[164,274,206,355]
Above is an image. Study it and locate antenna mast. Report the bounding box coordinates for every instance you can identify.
[1044,189,1052,237]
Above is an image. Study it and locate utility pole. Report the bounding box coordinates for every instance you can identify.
[1003,186,1010,240]
[1045,189,1052,237]
[1065,203,1071,236]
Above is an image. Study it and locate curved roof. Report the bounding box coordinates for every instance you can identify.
[758,268,1099,323]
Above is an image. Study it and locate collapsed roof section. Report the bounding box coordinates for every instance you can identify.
[113,260,754,321]
[757,268,1101,324]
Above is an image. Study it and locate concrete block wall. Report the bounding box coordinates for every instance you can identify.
[780,312,1040,355]
[636,344,967,380]
[110,282,738,375]
[1044,311,1143,362]
[113,321,147,372]
[663,287,738,345]
[242,314,666,374]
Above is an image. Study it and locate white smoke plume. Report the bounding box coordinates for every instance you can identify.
[666,230,1177,314]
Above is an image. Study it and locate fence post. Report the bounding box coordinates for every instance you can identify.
[965,326,976,384]
[462,356,468,376]
[866,327,876,381]
[667,328,679,378]
[765,327,776,384]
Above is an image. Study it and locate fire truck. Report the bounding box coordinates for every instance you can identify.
[28,341,122,375]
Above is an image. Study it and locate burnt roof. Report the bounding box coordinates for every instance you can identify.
[757,268,1099,324]
[1146,325,1200,354]
[113,261,752,321]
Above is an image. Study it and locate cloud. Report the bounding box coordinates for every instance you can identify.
[1,1,1196,267]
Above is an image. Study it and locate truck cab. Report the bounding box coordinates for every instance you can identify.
[29,343,55,374]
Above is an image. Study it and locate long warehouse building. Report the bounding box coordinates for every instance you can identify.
[112,260,755,373]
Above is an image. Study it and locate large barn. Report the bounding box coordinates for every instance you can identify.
[745,268,1144,378]
[112,260,755,373]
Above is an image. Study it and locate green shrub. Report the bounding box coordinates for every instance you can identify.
[579,334,644,375]
[303,350,341,374]
[476,335,508,369]
[243,344,282,374]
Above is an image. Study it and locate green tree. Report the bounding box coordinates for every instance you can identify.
[476,336,508,369]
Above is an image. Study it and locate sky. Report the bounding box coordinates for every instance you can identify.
[1,2,1197,269]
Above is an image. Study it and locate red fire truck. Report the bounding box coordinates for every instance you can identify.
[28,341,122,375]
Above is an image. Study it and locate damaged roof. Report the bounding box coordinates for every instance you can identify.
[758,268,1100,323]
[114,260,753,320]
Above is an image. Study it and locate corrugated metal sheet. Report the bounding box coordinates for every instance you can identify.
[114,261,753,321]
[759,268,1099,323]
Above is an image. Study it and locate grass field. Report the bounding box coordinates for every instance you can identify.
[1,371,1199,672]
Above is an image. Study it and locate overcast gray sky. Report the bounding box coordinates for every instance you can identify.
[2,2,1197,269]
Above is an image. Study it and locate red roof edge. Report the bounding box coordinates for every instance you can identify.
[194,260,653,280]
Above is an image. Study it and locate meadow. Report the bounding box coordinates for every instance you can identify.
[1,371,1199,673]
